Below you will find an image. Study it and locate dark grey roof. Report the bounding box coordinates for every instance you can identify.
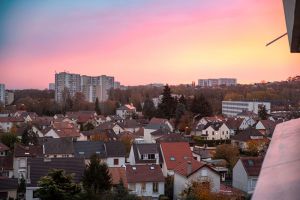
[132,143,163,164]
[150,127,170,136]
[192,148,212,159]
[145,123,169,130]
[118,119,140,129]
[105,141,126,157]
[231,128,265,142]
[42,138,74,155]
[0,178,18,190]
[27,157,85,186]
[73,141,106,159]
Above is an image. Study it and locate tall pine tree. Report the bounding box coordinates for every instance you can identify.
[95,97,101,115]
[157,85,176,119]
[190,93,213,118]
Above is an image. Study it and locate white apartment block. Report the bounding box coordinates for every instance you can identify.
[55,72,116,103]
[0,84,5,104]
[222,101,271,117]
[55,72,81,102]
[198,78,237,87]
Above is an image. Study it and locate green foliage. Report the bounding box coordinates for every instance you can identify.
[17,175,26,195]
[36,169,81,200]
[157,85,176,119]
[142,96,156,119]
[175,103,186,128]
[95,97,101,115]
[258,105,268,120]
[214,144,240,169]
[190,94,212,117]
[165,175,174,200]
[82,154,112,194]
[0,133,19,149]
[21,126,38,145]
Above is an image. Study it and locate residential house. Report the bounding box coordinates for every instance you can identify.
[231,128,269,151]
[25,157,85,200]
[173,159,220,199]
[255,120,277,136]
[144,118,174,143]
[0,117,24,132]
[13,144,43,179]
[197,116,225,126]
[128,143,162,165]
[104,141,126,167]
[0,142,9,157]
[42,137,74,158]
[118,119,141,133]
[233,157,263,194]
[126,164,165,198]
[116,104,137,119]
[73,141,106,164]
[0,177,18,200]
[200,122,230,140]
[160,142,193,177]
[109,167,127,188]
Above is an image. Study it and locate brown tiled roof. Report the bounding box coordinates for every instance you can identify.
[225,118,243,130]
[0,142,9,152]
[173,159,207,177]
[231,128,266,142]
[160,142,193,170]
[149,117,168,125]
[240,157,263,177]
[0,156,13,170]
[259,120,276,130]
[109,167,127,187]
[14,144,43,157]
[126,164,164,183]
[52,122,80,138]
[0,117,24,123]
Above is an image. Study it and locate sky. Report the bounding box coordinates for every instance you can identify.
[0,0,299,89]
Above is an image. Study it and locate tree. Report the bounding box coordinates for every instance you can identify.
[157,85,176,119]
[190,94,213,118]
[21,126,38,145]
[17,175,26,198]
[113,179,139,200]
[178,95,187,106]
[95,97,101,115]
[258,105,268,120]
[82,154,112,194]
[214,144,239,169]
[0,133,19,149]
[36,169,81,200]
[175,103,186,128]
[142,96,156,119]
[165,175,174,200]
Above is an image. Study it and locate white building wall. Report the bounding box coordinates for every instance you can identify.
[105,157,125,167]
[173,167,220,200]
[232,159,249,192]
[0,84,5,104]
[222,101,271,117]
[129,182,164,198]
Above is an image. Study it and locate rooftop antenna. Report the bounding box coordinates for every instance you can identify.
[266,33,287,46]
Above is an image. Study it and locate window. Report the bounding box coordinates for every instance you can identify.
[19,159,26,168]
[222,131,224,135]
[148,154,155,160]
[114,158,119,165]
[141,183,146,192]
[153,182,158,193]
[170,157,175,161]
[129,183,136,191]
[201,169,208,177]
[141,154,144,160]
[212,131,214,135]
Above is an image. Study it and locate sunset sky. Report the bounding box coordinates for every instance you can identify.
[0,0,299,89]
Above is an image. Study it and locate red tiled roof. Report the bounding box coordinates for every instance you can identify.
[240,157,263,177]
[126,164,164,183]
[0,156,13,170]
[173,159,204,177]
[109,167,127,187]
[160,142,193,170]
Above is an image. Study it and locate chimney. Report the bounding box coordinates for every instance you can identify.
[187,161,192,175]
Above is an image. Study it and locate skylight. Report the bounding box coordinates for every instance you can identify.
[170,157,175,161]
